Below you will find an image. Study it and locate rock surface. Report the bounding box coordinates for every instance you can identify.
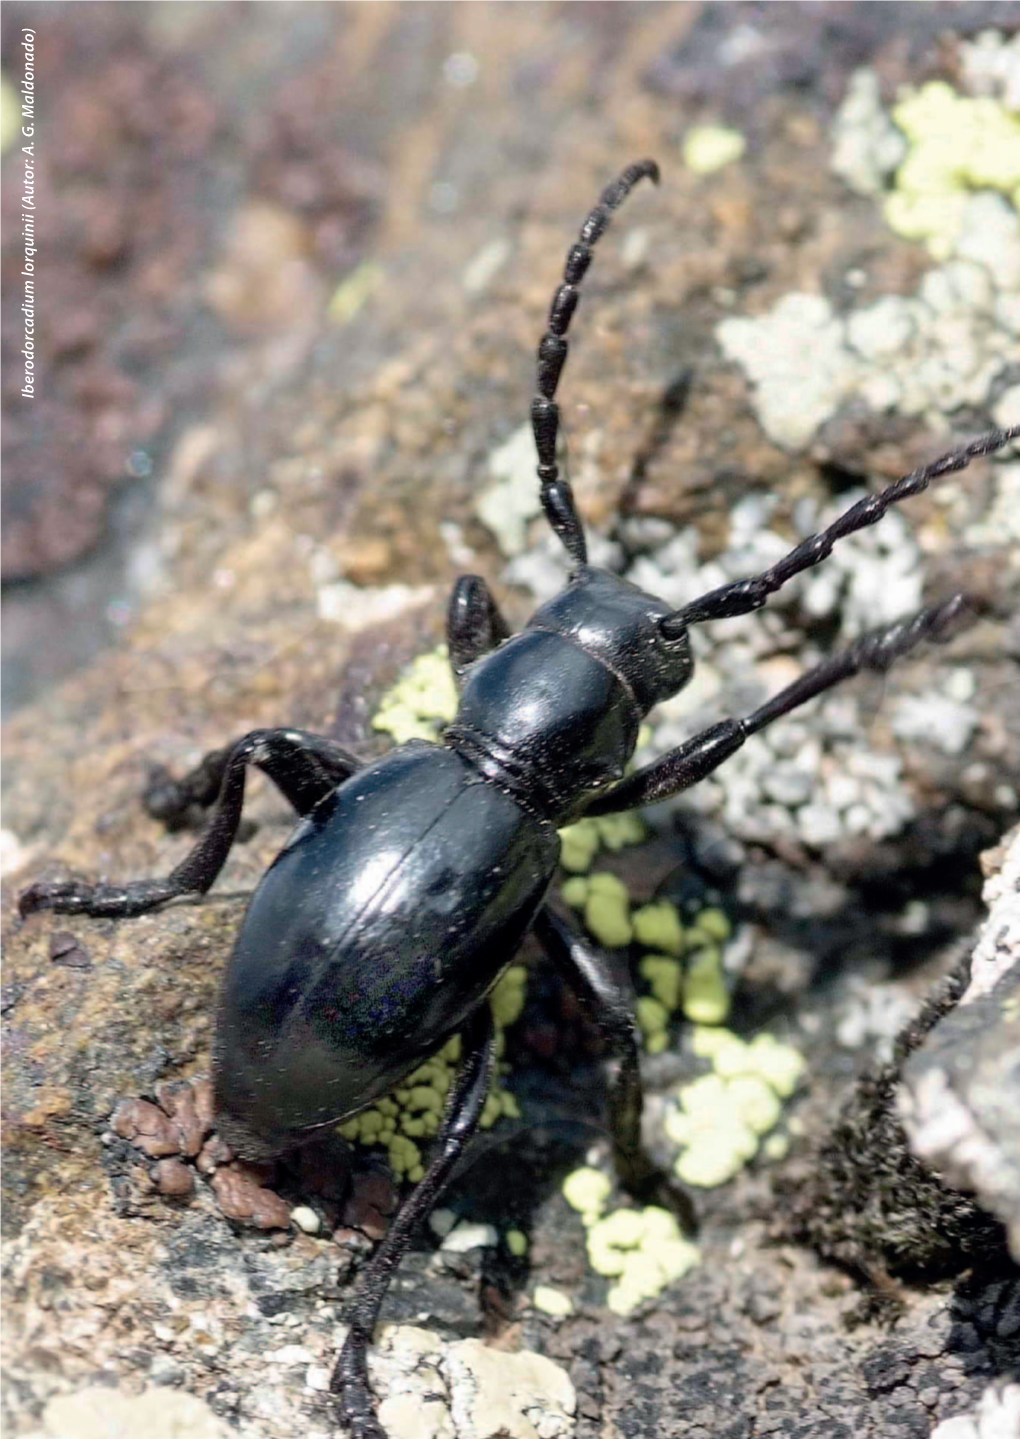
[4,6,1020,1439]
[901,827,1020,1261]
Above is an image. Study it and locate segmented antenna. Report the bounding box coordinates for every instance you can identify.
[532,160,660,568]
[660,426,1020,636]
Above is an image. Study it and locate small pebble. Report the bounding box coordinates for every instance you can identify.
[211,1163,292,1230]
[441,1221,499,1253]
[111,1098,180,1158]
[291,1205,321,1234]
[797,803,845,848]
[429,1207,458,1238]
[152,1158,195,1198]
[532,1284,575,1317]
[48,931,91,968]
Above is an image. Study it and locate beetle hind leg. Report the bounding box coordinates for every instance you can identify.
[143,728,359,829]
[332,1004,496,1436]
[18,728,361,920]
[534,906,697,1230]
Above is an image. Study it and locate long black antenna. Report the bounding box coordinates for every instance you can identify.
[532,159,660,569]
[660,426,1020,636]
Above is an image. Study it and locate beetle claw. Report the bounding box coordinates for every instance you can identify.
[19,879,91,918]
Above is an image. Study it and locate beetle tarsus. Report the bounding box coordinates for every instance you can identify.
[333,1329,387,1439]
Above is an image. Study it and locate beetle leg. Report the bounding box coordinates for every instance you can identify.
[446,574,511,682]
[143,729,359,829]
[533,906,697,1230]
[332,1003,496,1439]
[18,728,361,919]
[582,594,977,816]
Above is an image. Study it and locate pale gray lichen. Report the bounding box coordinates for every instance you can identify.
[716,293,858,449]
[23,1387,233,1439]
[716,248,1019,448]
[721,64,1020,449]
[831,67,907,197]
[476,423,544,557]
[960,29,1020,109]
[366,1324,576,1439]
[317,578,436,629]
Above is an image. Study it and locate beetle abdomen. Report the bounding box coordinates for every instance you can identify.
[214,742,557,1155]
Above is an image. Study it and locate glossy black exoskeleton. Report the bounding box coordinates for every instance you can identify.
[19,160,1020,1439]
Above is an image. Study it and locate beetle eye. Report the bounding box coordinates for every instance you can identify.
[658,616,688,645]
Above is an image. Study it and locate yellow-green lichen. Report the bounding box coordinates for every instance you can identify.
[762,1131,790,1162]
[558,821,602,874]
[561,1176,700,1315]
[885,81,1020,258]
[560,871,635,948]
[635,994,671,1054]
[506,1228,529,1257]
[327,260,384,325]
[682,944,730,1026]
[557,813,646,873]
[639,955,683,1015]
[665,1029,806,1188]
[594,812,648,852]
[683,125,746,175]
[714,1030,806,1098]
[532,1284,575,1317]
[689,907,732,945]
[372,645,459,745]
[583,872,634,949]
[561,1166,612,1225]
[570,887,735,1047]
[632,901,685,956]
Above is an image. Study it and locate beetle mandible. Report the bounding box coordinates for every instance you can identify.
[19,159,1020,1439]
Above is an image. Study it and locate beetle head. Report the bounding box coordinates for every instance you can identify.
[528,566,693,715]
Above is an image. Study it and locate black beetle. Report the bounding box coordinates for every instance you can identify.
[19,160,1020,1438]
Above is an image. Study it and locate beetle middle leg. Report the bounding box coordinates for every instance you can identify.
[331,1003,496,1439]
[533,906,697,1229]
[18,728,361,919]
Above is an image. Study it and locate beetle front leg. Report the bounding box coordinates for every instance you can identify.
[18,728,361,920]
[446,574,511,683]
[582,595,977,816]
[533,906,696,1231]
[332,1003,496,1439]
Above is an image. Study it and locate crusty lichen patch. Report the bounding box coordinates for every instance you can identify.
[372,644,459,744]
[560,1168,700,1316]
[723,67,1020,448]
[667,1028,806,1187]
[560,880,736,1042]
[884,81,1020,258]
[368,1324,576,1439]
[682,124,746,175]
[23,1386,233,1439]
